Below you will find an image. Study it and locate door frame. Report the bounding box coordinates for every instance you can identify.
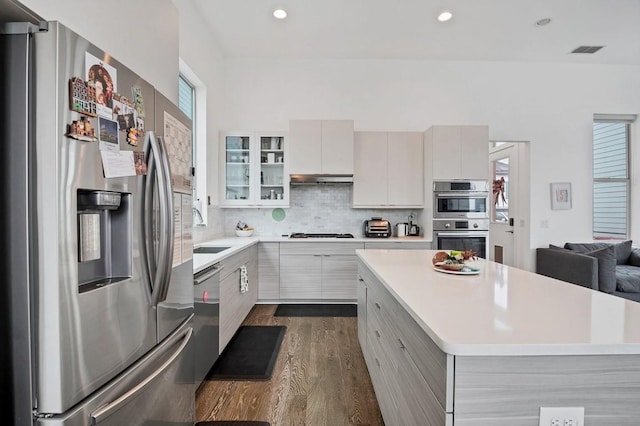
[489,141,531,271]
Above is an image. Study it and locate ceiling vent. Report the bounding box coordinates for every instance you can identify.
[570,46,604,54]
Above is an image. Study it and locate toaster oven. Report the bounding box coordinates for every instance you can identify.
[364,217,391,238]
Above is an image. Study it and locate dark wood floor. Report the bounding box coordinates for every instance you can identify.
[195,304,384,426]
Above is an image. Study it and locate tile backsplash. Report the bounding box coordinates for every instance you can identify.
[222,185,419,237]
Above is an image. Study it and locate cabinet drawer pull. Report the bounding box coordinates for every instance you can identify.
[375,302,381,310]
[398,338,406,350]
[375,330,381,338]
[358,276,364,282]
[375,358,380,367]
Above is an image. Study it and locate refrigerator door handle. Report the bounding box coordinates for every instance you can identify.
[89,326,193,425]
[140,131,171,306]
[155,135,175,302]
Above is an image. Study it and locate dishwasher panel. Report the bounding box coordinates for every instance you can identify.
[193,263,222,388]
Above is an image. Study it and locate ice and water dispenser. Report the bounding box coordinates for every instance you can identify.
[77,189,132,292]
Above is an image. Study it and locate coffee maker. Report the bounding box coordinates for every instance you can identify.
[407,213,420,236]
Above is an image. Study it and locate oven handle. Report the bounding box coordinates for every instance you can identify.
[435,232,488,237]
[435,192,489,197]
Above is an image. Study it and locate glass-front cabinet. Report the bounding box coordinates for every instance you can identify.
[221,132,288,207]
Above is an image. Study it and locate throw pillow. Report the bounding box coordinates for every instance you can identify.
[614,240,633,265]
[564,242,608,253]
[564,240,632,265]
[584,245,617,294]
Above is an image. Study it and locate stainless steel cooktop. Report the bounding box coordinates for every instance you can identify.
[289,233,355,239]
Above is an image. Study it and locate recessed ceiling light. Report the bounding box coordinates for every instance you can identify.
[273,9,287,19]
[437,11,453,22]
[535,18,551,26]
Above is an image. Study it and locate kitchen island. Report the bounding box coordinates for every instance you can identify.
[357,249,640,425]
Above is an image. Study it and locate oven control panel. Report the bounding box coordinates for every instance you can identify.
[433,219,489,231]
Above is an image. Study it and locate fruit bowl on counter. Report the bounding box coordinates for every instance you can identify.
[235,229,254,237]
[432,250,480,274]
[235,220,254,237]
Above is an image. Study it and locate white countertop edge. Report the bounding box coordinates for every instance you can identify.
[442,343,640,357]
[193,237,260,273]
[356,249,640,357]
[193,235,431,273]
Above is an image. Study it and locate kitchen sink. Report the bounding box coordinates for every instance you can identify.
[193,246,231,254]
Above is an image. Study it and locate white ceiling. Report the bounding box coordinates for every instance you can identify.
[193,0,640,65]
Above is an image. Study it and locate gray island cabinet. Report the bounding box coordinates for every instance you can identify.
[357,249,640,425]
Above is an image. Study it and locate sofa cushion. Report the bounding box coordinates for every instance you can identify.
[564,240,632,265]
[629,248,640,267]
[583,245,617,293]
[614,240,633,264]
[548,244,572,252]
[616,265,640,293]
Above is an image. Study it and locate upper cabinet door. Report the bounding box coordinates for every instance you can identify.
[289,120,354,175]
[289,120,322,174]
[430,125,489,180]
[220,131,289,207]
[353,131,423,208]
[460,126,490,180]
[321,120,354,175]
[387,132,423,206]
[431,126,462,180]
[353,132,388,206]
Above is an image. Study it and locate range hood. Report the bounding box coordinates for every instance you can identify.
[289,174,353,185]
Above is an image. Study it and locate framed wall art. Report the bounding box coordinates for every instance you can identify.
[550,182,572,210]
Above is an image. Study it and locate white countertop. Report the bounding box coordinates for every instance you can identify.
[193,235,431,273]
[193,237,260,273]
[357,249,640,357]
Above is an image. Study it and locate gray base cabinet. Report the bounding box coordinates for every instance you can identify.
[258,242,280,300]
[279,242,364,300]
[219,245,258,353]
[358,258,640,425]
[358,261,453,426]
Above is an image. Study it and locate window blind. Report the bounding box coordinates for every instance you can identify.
[592,122,629,239]
[178,75,194,120]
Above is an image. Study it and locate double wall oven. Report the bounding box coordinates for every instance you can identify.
[433,180,489,258]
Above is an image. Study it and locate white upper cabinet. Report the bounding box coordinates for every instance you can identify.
[289,120,354,175]
[427,125,489,180]
[353,131,424,208]
[220,131,289,207]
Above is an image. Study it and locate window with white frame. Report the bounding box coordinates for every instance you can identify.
[592,114,635,240]
[178,68,207,225]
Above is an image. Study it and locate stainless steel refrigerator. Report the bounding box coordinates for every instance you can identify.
[1,20,195,425]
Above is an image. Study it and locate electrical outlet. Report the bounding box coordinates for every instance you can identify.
[539,407,584,426]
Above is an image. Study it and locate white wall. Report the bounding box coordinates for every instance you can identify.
[217,58,640,253]
[171,1,227,243]
[18,0,179,101]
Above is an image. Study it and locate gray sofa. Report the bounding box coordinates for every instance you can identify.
[536,240,640,302]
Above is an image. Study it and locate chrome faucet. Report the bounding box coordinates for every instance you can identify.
[192,207,204,225]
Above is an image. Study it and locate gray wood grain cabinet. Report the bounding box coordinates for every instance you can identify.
[218,244,258,353]
[258,242,280,300]
[279,242,364,300]
[359,260,453,425]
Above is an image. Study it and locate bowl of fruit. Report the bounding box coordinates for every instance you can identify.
[432,250,477,270]
[235,221,254,237]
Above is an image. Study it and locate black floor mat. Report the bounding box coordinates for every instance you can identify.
[206,325,285,381]
[273,303,357,317]
[195,422,270,426]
